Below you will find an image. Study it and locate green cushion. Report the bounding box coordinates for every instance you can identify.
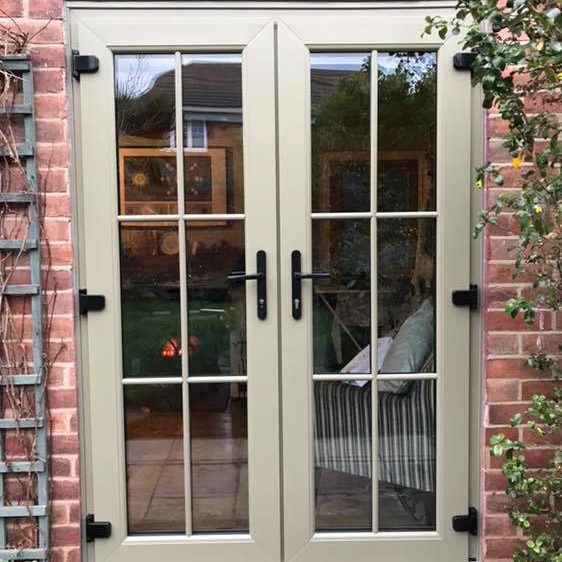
[379,299,434,393]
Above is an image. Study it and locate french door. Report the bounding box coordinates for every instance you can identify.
[73,7,471,562]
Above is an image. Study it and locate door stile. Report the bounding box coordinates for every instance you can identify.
[277,20,315,560]
[173,50,193,537]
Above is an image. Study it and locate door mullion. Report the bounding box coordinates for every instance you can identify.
[174,50,193,537]
[370,49,379,535]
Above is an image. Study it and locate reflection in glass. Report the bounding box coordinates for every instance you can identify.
[312,219,370,374]
[378,380,436,531]
[311,53,371,213]
[124,384,184,534]
[377,218,435,373]
[378,52,437,212]
[115,54,177,215]
[182,55,244,214]
[187,222,246,376]
[190,383,248,532]
[314,380,372,531]
[120,224,181,378]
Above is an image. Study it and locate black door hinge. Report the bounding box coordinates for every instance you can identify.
[79,289,106,315]
[452,284,479,310]
[72,50,99,80]
[453,507,478,535]
[453,51,477,72]
[85,514,112,542]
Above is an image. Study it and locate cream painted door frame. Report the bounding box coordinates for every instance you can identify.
[73,10,281,562]
[277,12,472,562]
[72,7,472,562]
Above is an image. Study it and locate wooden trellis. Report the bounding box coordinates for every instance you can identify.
[0,54,48,560]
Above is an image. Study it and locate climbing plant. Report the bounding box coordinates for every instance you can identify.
[424,2,561,561]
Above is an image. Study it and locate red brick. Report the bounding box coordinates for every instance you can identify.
[485,515,516,536]
[51,456,73,478]
[50,433,79,456]
[486,358,547,379]
[486,311,552,332]
[486,236,518,261]
[48,389,78,409]
[29,0,63,19]
[524,447,558,468]
[486,333,520,355]
[34,69,65,94]
[68,502,81,524]
[1,0,23,16]
[66,548,81,562]
[521,379,561,400]
[486,187,522,207]
[38,167,69,193]
[521,333,562,355]
[488,116,511,138]
[43,218,71,242]
[486,379,519,402]
[51,524,80,546]
[488,140,513,163]
[486,538,525,559]
[521,426,562,446]
[484,469,508,492]
[50,502,69,525]
[485,166,523,189]
[35,94,67,119]
[47,243,75,266]
[29,45,66,68]
[488,402,529,425]
[484,286,519,310]
[35,119,67,143]
[37,143,69,169]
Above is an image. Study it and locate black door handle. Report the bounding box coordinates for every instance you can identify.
[227,250,267,320]
[291,250,330,320]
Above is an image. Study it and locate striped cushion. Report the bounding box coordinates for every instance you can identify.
[314,354,435,492]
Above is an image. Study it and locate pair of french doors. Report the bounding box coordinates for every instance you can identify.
[73,7,472,562]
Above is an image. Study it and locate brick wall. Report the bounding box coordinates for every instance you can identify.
[482,111,561,561]
[2,3,560,562]
[2,1,80,561]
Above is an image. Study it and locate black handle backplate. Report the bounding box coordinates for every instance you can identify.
[227,250,267,320]
[291,250,330,320]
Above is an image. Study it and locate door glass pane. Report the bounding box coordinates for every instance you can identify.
[182,55,244,214]
[120,223,181,378]
[187,221,246,376]
[190,382,248,532]
[311,53,371,213]
[312,219,370,374]
[378,379,436,531]
[377,218,435,375]
[314,380,372,531]
[377,52,437,212]
[115,54,177,215]
[124,384,184,534]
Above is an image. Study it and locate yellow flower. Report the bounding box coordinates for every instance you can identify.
[512,154,523,168]
[536,39,544,51]
[557,72,562,82]
[533,204,543,215]
[475,179,483,190]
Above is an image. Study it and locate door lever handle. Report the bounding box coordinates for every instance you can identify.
[226,250,267,320]
[227,272,265,282]
[291,250,330,320]
[293,271,330,280]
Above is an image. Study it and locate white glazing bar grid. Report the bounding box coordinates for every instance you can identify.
[370,49,379,534]
[312,373,373,381]
[174,51,193,537]
[122,377,183,385]
[310,211,438,220]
